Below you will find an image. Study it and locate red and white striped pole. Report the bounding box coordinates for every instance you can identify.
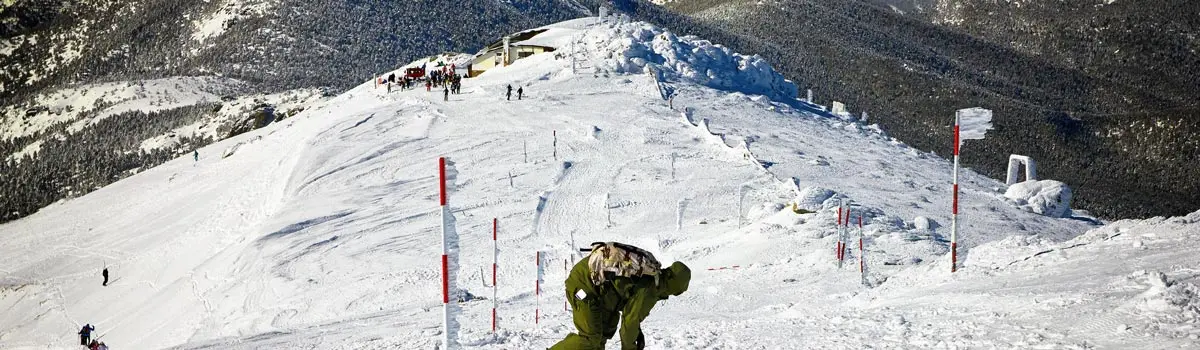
[948,107,992,274]
[836,207,844,267]
[439,157,451,348]
[492,218,498,333]
[952,113,961,273]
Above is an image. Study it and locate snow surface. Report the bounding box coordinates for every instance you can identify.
[1,18,1198,350]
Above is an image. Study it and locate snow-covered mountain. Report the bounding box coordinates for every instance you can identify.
[1,16,1197,350]
[0,0,612,223]
[642,0,1200,220]
[0,0,594,96]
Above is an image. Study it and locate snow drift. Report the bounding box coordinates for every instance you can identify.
[1005,179,1073,218]
[580,20,798,103]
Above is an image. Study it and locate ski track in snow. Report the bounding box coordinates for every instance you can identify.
[1,17,1198,350]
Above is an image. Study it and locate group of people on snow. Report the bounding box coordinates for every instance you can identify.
[384,72,419,92]
[383,65,464,97]
[381,64,545,103]
[74,269,112,349]
[506,84,524,101]
[79,324,108,349]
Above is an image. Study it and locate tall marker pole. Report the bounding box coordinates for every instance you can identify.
[492,218,498,333]
[836,206,844,268]
[952,110,960,273]
[439,157,452,348]
[951,107,993,273]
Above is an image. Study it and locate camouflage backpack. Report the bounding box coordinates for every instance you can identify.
[585,242,663,286]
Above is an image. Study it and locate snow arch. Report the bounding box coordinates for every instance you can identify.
[1006,154,1037,185]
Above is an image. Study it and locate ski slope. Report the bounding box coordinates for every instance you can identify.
[1,18,1198,350]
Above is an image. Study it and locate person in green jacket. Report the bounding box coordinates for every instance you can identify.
[550,251,691,350]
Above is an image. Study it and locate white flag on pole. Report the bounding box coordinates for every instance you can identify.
[957,107,993,146]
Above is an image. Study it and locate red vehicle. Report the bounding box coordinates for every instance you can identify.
[405,67,425,80]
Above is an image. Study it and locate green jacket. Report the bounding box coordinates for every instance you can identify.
[550,258,691,350]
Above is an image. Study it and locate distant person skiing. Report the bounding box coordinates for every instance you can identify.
[518,87,524,100]
[193,150,198,162]
[79,324,95,345]
[444,86,449,101]
[506,85,513,101]
[550,242,691,350]
[102,268,109,286]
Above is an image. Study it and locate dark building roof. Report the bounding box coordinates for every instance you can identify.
[481,29,551,52]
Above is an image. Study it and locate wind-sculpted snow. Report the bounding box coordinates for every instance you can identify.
[1004,179,1073,218]
[582,20,799,102]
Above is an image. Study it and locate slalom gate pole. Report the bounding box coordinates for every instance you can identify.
[492,218,498,333]
[952,111,960,273]
[843,207,851,266]
[439,157,451,348]
[836,207,843,267]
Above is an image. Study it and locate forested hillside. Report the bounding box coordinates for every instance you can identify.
[639,0,1200,219]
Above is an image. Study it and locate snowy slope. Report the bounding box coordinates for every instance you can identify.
[1,17,1197,350]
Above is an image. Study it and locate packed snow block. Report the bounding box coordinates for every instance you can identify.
[912,216,939,231]
[696,118,731,148]
[740,139,759,166]
[679,108,696,126]
[532,190,552,235]
[746,201,787,222]
[556,161,573,183]
[1005,180,1073,218]
[793,187,836,212]
[1130,270,1200,319]
[831,101,847,116]
[222,141,243,158]
[1006,154,1037,185]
